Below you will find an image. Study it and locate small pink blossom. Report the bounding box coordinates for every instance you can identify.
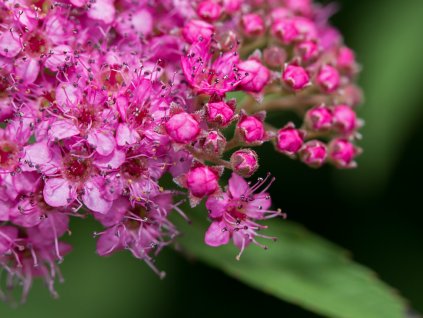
[237,112,267,144]
[305,105,333,131]
[165,112,200,144]
[186,165,219,198]
[182,20,214,43]
[230,149,259,177]
[332,104,357,134]
[283,64,310,90]
[206,100,236,127]
[300,140,328,167]
[276,123,305,156]
[197,1,223,22]
[329,138,361,168]
[316,65,340,93]
[237,59,271,93]
[242,13,265,37]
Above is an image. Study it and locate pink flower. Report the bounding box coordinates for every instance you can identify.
[337,46,357,73]
[296,40,320,62]
[205,173,283,259]
[283,64,310,91]
[237,112,267,144]
[237,59,271,93]
[197,1,223,22]
[300,140,328,167]
[242,13,265,37]
[332,104,357,134]
[201,131,227,156]
[182,20,215,43]
[276,123,305,156]
[165,112,200,144]
[329,138,361,168]
[316,65,340,93]
[181,39,241,96]
[230,149,259,177]
[305,105,333,131]
[206,100,236,127]
[263,46,287,68]
[186,165,219,198]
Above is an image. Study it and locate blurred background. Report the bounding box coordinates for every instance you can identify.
[2,0,423,317]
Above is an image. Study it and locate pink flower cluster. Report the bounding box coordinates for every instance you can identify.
[0,0,362,302]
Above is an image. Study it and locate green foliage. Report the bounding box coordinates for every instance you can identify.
[174,212,407,318]
[339,0,423,194]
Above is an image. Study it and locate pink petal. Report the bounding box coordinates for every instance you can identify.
[94,149,125,170]
[44,45,72,71]
[0,200,10,221]
[88,131,116,156]
[228,173,249,198]
[43,178,75,207]
[205,221,230,247]
[56,83,81,112]
[205,194,228,218]
[0,226,18,255]
[96,227,121,256]
[14,57,40,83]
[82,181,112,214]
[87,0,115,24]
[24,142,52,166]
[0,31,21,58]
[49,119,80,140]
[116,123,139,146]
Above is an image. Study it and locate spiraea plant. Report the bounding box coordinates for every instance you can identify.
[0,0,363,303]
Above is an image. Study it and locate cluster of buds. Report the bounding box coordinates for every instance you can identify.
[0,0,362,302]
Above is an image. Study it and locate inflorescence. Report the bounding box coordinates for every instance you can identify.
[0,0,363,303]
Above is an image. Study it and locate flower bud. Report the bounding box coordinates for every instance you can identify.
[328,138,360,168]
[165,112,200,144]
[182,20,214,43]
[205,100,235,127]
[276,123,304,156]
[270,8,291,22]
[271,19,300,44]
[296,40,320,62]
[263,46,287,68]
[300,140,327,167]
[316,65,340,93]
[282,64,310,91]
[197,1,223,22]
[186,166,219,198]
[230,149,259,177]
[202,131,227,156]
[237,113,266,144]
[332,104,357,134]
[238,59,271,93]
[222,0,243,13]
[337,46,356,73]
[305,105,333,131]
[241,13,265,37]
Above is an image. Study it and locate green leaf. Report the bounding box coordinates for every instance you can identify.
[175,212,407,318]
[337,0,423,194]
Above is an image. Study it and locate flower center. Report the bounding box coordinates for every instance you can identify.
[75,106,97,132]
[100,65,126,92]
[0,141,19,171]
[121,158,146,181]
[26,33,48,56]
[128,105,149,128]
[0,74,9,98]
[63,155,92,182]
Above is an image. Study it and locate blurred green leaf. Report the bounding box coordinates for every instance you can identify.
[339,0,423,194]
[175,212,407,318]
[0,218,171,318]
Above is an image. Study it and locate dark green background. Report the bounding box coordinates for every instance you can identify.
[2,0,423,317]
